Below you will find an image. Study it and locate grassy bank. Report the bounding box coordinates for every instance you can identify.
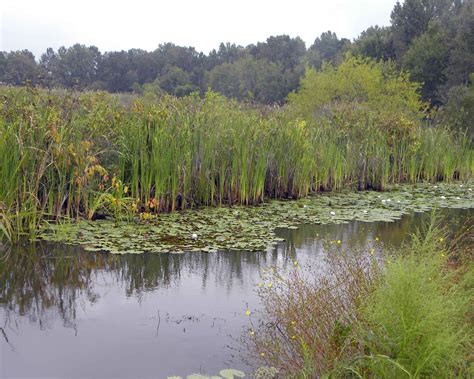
[245,215,473,377]
[1,57,473,242]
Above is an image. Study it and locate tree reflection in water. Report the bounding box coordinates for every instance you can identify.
[0,208,471,336]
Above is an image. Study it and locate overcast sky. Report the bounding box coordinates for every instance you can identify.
[1,0,396,58]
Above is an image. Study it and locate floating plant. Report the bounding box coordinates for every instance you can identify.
[36,182,474,254]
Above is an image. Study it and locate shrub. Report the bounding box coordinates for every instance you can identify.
[244,215,473,378]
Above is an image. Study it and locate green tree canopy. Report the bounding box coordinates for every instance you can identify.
[249,35,306,70]
[353,26,396,61]
[206,56,289,104]
[2,50,41,86]
[307,31,350,69]
[403,22,451,104]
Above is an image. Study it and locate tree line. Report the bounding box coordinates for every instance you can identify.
[1,0,473,108]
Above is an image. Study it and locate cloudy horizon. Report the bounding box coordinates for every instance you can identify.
[1,0,396,58]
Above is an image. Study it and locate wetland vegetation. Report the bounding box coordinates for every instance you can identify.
[1,56,472,377]
[1,0,474,377]
[244,214,473,378]
[1,56,472,245]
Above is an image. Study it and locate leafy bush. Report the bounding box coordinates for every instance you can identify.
[351,220,472,378]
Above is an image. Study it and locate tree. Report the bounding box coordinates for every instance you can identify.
[97,51,135,92]
[152,43,206,89]
[43,44,101,89]
[2,50,41,86]
[403,22,450,104]
[390,0,451,57]
[353,26,396,61]
[206,42,246,69]
[205,61,241,99]
[0,52,7,81]
[249,35,306,70]
[159,65,199,97]
[206,56,291,104]
[439,74,474,137]
[444,0,474,89]
[127,49,158,85]
[307,31,350,69]
[39,47,57,87]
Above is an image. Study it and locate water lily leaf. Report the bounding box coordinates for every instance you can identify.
[37,181,474,254]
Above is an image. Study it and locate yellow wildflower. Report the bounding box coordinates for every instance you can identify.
[245,310,252,316]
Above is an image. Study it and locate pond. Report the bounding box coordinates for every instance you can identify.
[0,208,472,378]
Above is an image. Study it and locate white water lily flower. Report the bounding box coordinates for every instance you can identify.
[330,211,336,216]
[440,196,446,200]
[303,205,308,208]
[191,233,198,240]
[460,184,463,187]
[363,210,368,214]
[434,185,438,188]
[456,197,461,200]
[381,199,386,203]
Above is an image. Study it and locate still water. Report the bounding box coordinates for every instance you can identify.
[1,209,472,378]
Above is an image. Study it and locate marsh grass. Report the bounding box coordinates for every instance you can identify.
[245,215,473,378]
[0,85,472,242]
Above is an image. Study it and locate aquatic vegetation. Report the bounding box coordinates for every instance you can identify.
[36,181,474,254]
[0,202,13,243]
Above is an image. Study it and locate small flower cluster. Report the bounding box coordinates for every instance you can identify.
[139,212,155,221]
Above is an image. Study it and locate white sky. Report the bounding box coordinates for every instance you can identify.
[0,0,396,58]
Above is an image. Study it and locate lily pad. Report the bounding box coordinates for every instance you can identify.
[36,181,474,254]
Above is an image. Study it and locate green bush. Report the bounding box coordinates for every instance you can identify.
[352,221,471,378]
[245,216,473,378]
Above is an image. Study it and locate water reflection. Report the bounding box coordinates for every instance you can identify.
[0,208,471,378]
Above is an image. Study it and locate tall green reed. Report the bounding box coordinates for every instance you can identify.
[0,86,472,242]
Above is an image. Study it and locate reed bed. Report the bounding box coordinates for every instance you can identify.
[0,85,472,242]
